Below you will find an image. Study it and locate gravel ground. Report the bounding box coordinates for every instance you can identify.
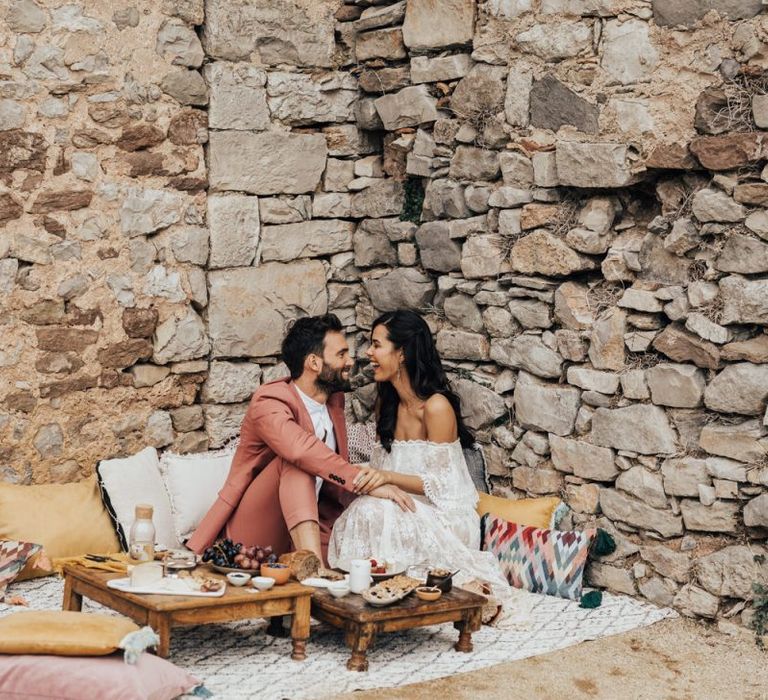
[339,617,768,700]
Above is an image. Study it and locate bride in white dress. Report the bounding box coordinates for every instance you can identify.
[328,310,534,625]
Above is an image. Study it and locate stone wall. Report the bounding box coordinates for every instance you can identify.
[3,0,768,629]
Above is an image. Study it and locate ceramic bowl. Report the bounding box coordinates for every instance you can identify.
[328,582,350,598]
[251,576,276,591]
[260,563,291,585]
[415,586,442,602]
[226,572,251,586]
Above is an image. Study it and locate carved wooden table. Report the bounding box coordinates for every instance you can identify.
[310,587,486,671]
[61,564,313,660]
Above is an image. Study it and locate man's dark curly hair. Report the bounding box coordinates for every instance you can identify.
[281,314,343,380]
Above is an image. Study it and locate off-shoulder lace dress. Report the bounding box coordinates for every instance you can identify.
[328,440,535,626]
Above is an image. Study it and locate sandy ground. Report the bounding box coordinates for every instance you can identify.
[338,618,768,700]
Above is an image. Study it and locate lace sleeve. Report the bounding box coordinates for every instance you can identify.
[420,443,479,513]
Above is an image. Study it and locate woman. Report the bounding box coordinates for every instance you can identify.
[328,310,534,625]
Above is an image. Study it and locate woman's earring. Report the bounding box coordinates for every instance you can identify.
[396,364,402,381]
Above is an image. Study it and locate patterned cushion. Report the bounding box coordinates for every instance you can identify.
[0,540,41,601]
[481,513,595,600]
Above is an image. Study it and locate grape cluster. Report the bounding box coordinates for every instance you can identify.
[201,538,277,569]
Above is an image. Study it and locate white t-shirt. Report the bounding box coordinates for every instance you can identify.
[294,384,337,499]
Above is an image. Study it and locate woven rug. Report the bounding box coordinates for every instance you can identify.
[1,577,675,699]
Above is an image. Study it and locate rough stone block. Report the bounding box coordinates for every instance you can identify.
[207,194,259,269]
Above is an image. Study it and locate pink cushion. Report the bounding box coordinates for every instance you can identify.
[0,652,200,700]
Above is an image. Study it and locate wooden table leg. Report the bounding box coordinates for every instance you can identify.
[148,612,171,659]
[62,577,82,612]
[454,608,481,653]
[347,623,376,672]
[267,615,290,638]
[290,596,311,661]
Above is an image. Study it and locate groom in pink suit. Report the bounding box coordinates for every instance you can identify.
[187,314,410,564]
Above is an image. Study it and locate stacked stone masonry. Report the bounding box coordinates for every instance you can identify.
[2,0,768,628]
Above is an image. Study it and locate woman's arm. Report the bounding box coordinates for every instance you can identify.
[354,395,458,495]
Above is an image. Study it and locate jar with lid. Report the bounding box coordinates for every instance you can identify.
[128,504,156,562]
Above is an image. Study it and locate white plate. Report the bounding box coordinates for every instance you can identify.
[107,577,225,597]
[336,560,407,580]
[300,574,350,589]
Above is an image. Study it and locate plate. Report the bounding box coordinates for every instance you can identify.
[107,577,225,598]
[336,559,407,580]
[301,574,350,589]
[361,588,410,607]
[211,563,261,576]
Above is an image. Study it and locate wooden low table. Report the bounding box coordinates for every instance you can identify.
[310,586,486,671]
[61,564,313,659]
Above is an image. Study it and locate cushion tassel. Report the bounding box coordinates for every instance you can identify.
[120,626,160,665]
[579,590,603,608]
[589,528,617,557]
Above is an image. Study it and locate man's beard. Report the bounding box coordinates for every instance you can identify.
[315,364,351,394]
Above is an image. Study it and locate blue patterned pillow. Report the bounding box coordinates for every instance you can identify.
[481,513,595,600]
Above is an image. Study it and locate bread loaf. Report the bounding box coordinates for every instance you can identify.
[278,550,320,581]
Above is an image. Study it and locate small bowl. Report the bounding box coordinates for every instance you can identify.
[415,586,442,602]
[260,563,291,585]
[226,572,251,586]
[328,582,350,599]
[251,576,276,591]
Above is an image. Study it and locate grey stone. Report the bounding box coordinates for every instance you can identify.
[7,0,47,33]
[202,0,335,66]
[356,28,407,61]
[402,0,474,50]
[364,268,435,312]
[661,457,710,498]
[202,361,261,404]
[691,188,746,223]
[499,152,534,188]
[449,146,500,181]
[601,19,658,85]
[415,222,462,272]
[716,232,768,274]
[207,195,259,269]
[451,71,505,122]
[664,218,700,255]
[209,262,326,358]
[411,54,473,84]
[33,423,63,458]
[113,7,139,29]
[374,86,438,130]
[566,367,619,394]
[616,466,667,508]
[621,369,650,400]
[685,313,731,345]
[592,404,677,454]
[267,71,357,126]
[130,365,171,388]
[324,125,380,157]
[513,371,581,436]
[204,403,248,449]
[704,363,768,416]
[323,159,355,193]
[505,63,533,128]
[209,131,327,195]
[640,545,691,582]
[171,405,205,433]
[745,210,768,239]
[461,235,509,279]
[261,220,354,262]
[588,308,626,371]
[0,100,26,131]
[437,330,489,361]
[553,282,593,330]
[556,141,636,188]
[146,411,174,449]
[653,0,763,27]
[353,223,397,268]
[423,179,470,220]
[350,180,405,219]
[157,18,204,67]
[680,499,739,533]
[565,227,614,255]
[705,457,747,483]
[444,295,483,332]
[120,188,181,236]
[160,69,208,106]
[600,488,683,538]
[529,75,598,133]
[586,563,636,596]
[205,62,268,131]
[638,577,677,607]
[490,335,563,379]
[510,230,596,277]
[312,193,351,219]
[646,363,705,408]
[515,21,591,60]
[697,545,768,599]
[153,306,209,364]
[355,1,406,32]
[744,494,768,528]
[258,196,311,224]
[513,466,564,494]
[488,187,533,209]
[483,306,516,337]
[673,584,719,618]
[720,276,768,325]
[550,434,616,480]
[532,151,558,187]
[618,288,663,313]
[508,299,551,330]
[699,420,768,463]
[451,377,507,431]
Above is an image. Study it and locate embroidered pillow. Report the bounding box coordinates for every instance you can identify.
[481,513,595,600]
[0,541,41,601]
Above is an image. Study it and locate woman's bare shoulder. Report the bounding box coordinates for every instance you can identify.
[423,393,453,416]
[423,394,457,442]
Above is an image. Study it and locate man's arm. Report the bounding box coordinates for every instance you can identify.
[249,396,361,491]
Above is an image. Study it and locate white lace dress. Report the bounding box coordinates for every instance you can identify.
[328,440,535,626]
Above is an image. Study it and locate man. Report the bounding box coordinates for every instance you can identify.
[187,314,413,564]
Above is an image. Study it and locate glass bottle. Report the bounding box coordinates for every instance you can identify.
[128,504,156,562]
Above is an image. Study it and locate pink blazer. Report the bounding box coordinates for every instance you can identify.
[186,377,359,554]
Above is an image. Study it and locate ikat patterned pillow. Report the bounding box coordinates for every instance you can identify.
[481,513,595,600]
[0,540,41,601]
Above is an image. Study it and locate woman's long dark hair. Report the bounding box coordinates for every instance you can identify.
[371,310,474,452]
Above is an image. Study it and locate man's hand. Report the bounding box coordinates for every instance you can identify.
[353,466,389,494]
[368,484,416,512]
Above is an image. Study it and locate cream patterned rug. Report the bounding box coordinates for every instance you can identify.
[1,577,675,699]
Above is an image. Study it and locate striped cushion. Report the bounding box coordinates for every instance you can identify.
[481,513,595,600]
[0,540,41,600]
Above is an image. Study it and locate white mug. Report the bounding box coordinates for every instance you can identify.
[349,559,372,594]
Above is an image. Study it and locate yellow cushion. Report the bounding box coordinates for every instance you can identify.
[0,477,121,579]
[476,493,561,529]
[0,611,138,656]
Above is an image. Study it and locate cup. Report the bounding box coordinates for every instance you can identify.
[348,559,372,594]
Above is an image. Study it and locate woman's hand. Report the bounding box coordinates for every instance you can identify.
[368,484,416,512]
[352,466,389,494]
